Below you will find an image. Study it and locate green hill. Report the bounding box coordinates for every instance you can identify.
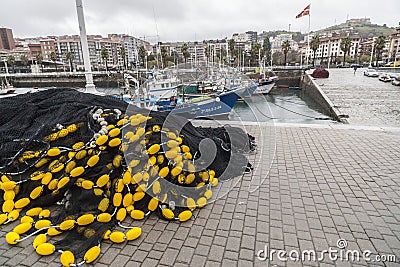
[315,21,394,38]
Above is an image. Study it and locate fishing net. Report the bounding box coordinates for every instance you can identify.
[0,88,254,266]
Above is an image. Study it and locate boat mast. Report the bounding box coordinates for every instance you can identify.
[75,0,97,93]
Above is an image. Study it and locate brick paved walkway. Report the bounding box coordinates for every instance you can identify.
[1,122,400,266]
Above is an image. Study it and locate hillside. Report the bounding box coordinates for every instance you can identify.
[315,21,394,38]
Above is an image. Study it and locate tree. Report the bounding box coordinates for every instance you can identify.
[20,55,29,72]
[138,46,147,66]
[272,51,284,65]
[119,47,127,70]
[35,53,43,72]
[340,37,352,64]
[181,43,190,64]
[374,35,386,67]
[49,51,58,72]
[7,55,16,73]
[228,39,235,64]
[160,46,168,68]
[65,51,75,72]
[101,48,109,72]
[281,40,291,66]
[310,35,320,66]
[250,42,262,67]
[262,37,271,64]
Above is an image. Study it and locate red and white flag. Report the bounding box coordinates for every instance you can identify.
[296,4,310,18]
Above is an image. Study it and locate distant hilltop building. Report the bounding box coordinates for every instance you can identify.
[346,18,371,25]
[0,27,16,50]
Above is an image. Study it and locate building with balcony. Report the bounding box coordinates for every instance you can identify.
[388,22,400,62]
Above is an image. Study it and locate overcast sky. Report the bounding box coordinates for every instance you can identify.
[1,0,399,43]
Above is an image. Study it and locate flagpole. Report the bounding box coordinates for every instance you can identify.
[306,7,311,66]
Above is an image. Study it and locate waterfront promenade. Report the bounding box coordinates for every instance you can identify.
[0,122,399,266]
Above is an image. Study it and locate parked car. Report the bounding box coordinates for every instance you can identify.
[364,68,379,77]
[337,63,350,68]
[351,64,363,68]
[386,61,400,67]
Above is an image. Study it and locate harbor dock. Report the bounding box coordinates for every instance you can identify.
[1,69,400,266]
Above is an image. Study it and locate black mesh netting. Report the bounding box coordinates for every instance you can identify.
[0,88,255,265]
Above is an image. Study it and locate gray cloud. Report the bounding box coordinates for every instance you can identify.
[1,0,399,42]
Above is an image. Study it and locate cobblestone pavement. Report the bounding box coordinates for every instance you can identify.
[1,122,400,266]
[312,68,400,127]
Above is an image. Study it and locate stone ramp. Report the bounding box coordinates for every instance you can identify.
[1,123,399,266]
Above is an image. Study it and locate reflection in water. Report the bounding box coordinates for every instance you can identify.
[230,88,336,124]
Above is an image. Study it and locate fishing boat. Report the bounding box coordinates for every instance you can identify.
[254,73,278,94]
[157,83,255,119]
[145,70,180,100]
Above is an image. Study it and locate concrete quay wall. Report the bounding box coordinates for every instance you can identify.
[300,73,346,123]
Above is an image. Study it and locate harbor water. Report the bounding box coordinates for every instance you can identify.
[1,86,334,124]
[230,87,335,124]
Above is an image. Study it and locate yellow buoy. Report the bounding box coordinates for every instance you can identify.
[1,181,16,191]
[60,250,75,267]
[159,167,169,178]
[130,210,145,220]
[47,148,61,157]
[0,213,7,225]
[113,193,123,207]
[36,242,55,256]
[98,198,109,212]
[81,180,94,190]
[152,181,161,195]
[59,220,76,231]
[39,209,51,218]
[109,128,121,138]
[6,232,20,245]
[33,234,47,249]
[187,198,196,210]
[162,208,175,220]
[3,190,15,201]
[133,192,145,202]
[96,135,108,146]
[96,174,109,187]
[116,208,127,221]
[204,190,213,200]
[97,213,112,223]
[84,246,101,263]
[14,198,30,209]
[147,144,160,154]
[70,166,85,178]
[77,214,95,226]
[20,215,34,224]
[126,227,142,241]
[148,197,159,211]
[109,138,122,148]
[2,199,14,213]
[178,210,192,222]
[57,177,70,190]
[110,231,125,243]
[197,197,207,208]
[26,207,42,216]
[13,222,32,235]
[87,155,100,167]
[8,210,20,221]
[47,227,62,236]
[35,219,51,229]
[123,193,133,207]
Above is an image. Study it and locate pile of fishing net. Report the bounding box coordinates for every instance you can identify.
[0,89,254,266]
